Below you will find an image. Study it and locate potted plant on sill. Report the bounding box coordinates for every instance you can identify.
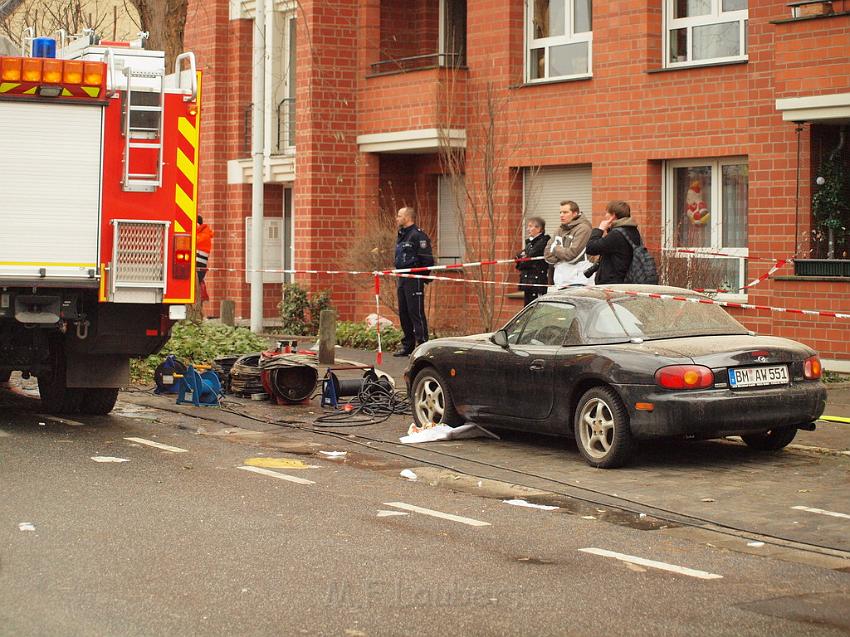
[797,128,850,277]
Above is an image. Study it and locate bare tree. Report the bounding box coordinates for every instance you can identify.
[126,0,185,67]
[438,74,528,332]
[1,0,132,47]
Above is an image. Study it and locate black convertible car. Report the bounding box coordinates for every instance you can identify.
[404,286,826,468]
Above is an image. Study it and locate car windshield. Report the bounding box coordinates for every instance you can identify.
[584,296,749,342]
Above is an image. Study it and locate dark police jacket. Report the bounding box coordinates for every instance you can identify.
[395,225,435,278]
[515,233,550,291]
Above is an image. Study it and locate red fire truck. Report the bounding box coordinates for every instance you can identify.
[0,33,202,414]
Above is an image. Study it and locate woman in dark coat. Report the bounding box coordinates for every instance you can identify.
[516,216,550,305]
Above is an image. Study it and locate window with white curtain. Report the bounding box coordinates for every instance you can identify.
[526,0,592,82]
[665,0,748,67]
[664,158,749,295]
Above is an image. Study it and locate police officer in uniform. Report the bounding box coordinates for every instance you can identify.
[394,207,434,357]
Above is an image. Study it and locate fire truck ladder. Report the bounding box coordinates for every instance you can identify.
[121,66,164,192]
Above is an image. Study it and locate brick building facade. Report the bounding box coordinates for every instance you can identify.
[184,0,850,366]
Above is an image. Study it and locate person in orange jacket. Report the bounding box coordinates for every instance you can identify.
[196,216,214,283]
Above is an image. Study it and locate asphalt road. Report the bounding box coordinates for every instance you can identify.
[2,392,850,636]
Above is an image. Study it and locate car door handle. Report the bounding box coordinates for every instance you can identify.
[529,359,545,371]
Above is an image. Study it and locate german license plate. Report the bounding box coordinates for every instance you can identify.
[728,365,789,388]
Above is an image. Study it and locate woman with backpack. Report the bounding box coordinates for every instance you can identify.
[585,200,657,285]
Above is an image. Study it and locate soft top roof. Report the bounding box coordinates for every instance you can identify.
[544,284,706,303]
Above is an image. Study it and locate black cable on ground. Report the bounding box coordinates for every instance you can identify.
[313,376,410,426]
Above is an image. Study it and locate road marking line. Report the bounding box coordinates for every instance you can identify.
[91,456,130,463]
[791,505,850,520]
[578,548,723,580]
[237,465,315,485]
[384,502,491,527]
[125,437,188,453]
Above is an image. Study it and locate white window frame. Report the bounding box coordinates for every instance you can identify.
[664,0,748,68]
[525,0,593,83]
[268,10,296,155]
[663,157,749,300]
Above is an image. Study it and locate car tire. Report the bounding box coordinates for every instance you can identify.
[574,386,634,468]
[411,368,462,427]
[80,388,120,415]
[741,426,797,451]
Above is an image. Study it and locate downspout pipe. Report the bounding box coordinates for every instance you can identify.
[250,0,266,333]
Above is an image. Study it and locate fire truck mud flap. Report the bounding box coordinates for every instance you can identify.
[66,352,128,388]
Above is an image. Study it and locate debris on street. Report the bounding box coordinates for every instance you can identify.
[503,499,559,511]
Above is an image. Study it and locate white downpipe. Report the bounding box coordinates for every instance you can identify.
[250,0,267,333]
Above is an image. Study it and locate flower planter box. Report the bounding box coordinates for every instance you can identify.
[794,259,850,277]
[788,1,834,18]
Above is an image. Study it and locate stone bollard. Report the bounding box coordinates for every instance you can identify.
[220,300,236,326]
[318,309,336,364]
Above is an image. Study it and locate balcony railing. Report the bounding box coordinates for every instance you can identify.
[241,99,296,155]
[275,97,296,153]
[369,52,465,76]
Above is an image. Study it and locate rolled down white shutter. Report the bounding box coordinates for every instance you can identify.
[437,175,465,265]
[524,166,592,236]
[0,101,103,280]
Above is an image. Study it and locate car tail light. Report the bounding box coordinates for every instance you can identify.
[803,356,822,380]
[655,365,714,390]
[173,234,192,279]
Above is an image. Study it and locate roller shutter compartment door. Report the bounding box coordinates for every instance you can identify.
[0,101,103,279]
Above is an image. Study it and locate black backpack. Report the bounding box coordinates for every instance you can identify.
[613,228,659,285]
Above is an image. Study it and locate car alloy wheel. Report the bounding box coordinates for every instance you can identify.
[574,386,634,468]
[411,369,461,427]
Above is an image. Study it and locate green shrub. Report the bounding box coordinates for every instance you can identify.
[278,283,332,335]
[130,321,271,383]
[335,321,403,351]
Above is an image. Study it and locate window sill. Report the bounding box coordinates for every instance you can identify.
[646,59,748,74]
[511,74,593,89]
[366,65,468,80]
[771,11,850,24]
[774,275,850,283]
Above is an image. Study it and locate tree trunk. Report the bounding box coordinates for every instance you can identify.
[127,0,187,69]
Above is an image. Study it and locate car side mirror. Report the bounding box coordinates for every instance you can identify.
[491,329,509,348]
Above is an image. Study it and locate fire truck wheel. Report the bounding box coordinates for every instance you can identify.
[80,388,119,415]
[37,372,83,414]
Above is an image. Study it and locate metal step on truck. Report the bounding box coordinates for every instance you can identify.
[0,31,202,414]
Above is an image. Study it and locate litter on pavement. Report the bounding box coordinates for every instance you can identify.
[400,423,500,444]
[318,451,347,458]
[91,456,130,463]
[399,469,417,481]
[503,499,559,511]
[18,522,36,531]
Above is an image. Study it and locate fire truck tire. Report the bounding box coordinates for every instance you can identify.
[80,388,119,415]
[37,373,83,414]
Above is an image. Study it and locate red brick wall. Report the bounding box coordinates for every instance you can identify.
[189,0,850,358]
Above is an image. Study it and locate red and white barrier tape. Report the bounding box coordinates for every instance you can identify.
[206,255,545,278]
[691,259,789,294]
[384,271,850,320]
[374,275,383,365]
[666,248,788,263]
[606,287,850,320]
